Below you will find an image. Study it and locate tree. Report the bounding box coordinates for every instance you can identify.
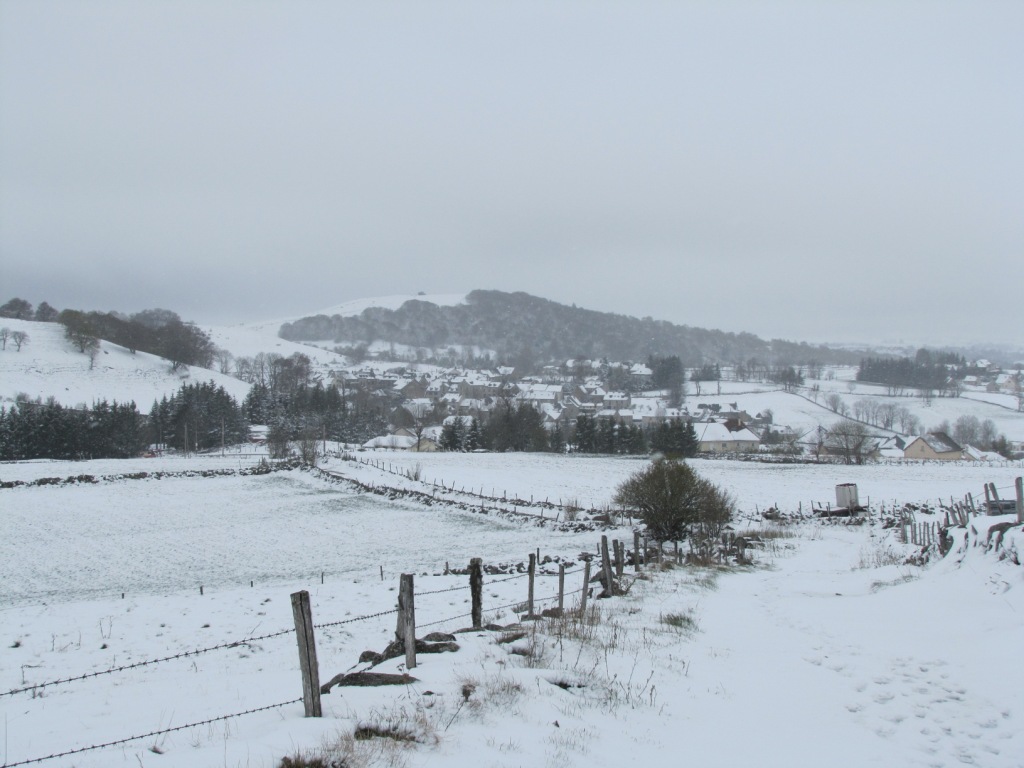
[34,302,59,322]
[824,393,844,414]
[825,419,874,465]
[439,418,464,451]
[59,310,99,352]
[267,422,291,458]
[952,415,980,447]
[0,298,33,320]
[11,330,28,351]
[613,459,734,551]
[0,327,8,350]
[649,355,687,407]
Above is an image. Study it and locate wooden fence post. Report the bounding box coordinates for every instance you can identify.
[397,574,416,670]
[1016,477,1023,524]
[290,590,322,717]
[634,530,642,573]
[600,536,615,596]
[558,563,565,612]
[580,560,591,615]
[615,540,624,580]
[527,553,536,616]
[470,558,483,629]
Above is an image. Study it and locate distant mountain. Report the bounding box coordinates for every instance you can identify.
[279,290,860,366]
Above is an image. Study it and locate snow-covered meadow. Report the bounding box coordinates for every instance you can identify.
[2,452,1023,768]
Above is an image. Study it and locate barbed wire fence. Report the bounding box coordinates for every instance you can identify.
[1,543,617,768]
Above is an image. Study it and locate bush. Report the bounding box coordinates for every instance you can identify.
[613,459,733,550]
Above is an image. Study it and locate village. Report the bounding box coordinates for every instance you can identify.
[326,354,1024,462]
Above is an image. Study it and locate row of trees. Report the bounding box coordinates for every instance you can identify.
[857,354,959,396]
[0,398,145,460]
[934,415,1010,454]
[149,382,248,453]
[0,297,59,322]
[58,309,216,370]
[435,410,704,457]
[0,382,253,461]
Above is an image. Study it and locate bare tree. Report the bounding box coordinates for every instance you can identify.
[0,327,9,350]
[824,393,844,413]
[896,407,920,435]
[216,348,234,375]
[297,427,320,466]
[825,420,875,465]
[877,403,898,430]
[978,419,999,450]
[952,415,980,447]
[11,330,28,351]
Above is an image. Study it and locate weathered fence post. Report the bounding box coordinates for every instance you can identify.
[1007,479,1024,528]
[600,536,615,596]
[527,553,536,616]
[1016,477,1023,524]
[579,559,591,615]
[290,590,322,717]
[615,540,624,580]
[470,558,483,629]
[558,563,566,612]
[633,530,642,573]
[396,574,416,670]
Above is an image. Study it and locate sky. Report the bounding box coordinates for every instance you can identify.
[1,1,1022,348]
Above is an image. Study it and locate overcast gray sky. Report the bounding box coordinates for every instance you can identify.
[1,1,1021,347]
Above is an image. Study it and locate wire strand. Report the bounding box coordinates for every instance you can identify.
[1,698,302,767]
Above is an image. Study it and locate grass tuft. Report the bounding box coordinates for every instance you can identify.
[660,611,698,632]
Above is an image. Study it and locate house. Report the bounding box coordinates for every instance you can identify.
[629,363,653,388]
[604,391,630,410]
[961,445,1003,462]
[696,421,760,453]
[903,432,964,461]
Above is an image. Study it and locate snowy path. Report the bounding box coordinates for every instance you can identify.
[680,528,1022,767]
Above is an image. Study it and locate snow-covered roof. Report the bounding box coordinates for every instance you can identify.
[696,422,760,444]
[362,435,418,449]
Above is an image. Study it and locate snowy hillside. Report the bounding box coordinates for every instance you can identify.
[0,319,250,413]
[1,453,1021,767]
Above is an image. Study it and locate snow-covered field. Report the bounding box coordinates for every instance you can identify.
[2,452,1023,768]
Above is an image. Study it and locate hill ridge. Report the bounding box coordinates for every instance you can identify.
[279,289,859,366]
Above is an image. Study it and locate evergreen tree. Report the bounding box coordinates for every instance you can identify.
[465,418,481,451]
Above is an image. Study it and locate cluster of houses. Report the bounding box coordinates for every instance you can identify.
[344,363,768,453]
[339,362,1016,461]
[961,359,1023,395]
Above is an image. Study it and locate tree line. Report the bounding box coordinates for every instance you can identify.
[436,406,702,458]
[59,308,216,370]
[856,350,965,396]
[0,398,145,460]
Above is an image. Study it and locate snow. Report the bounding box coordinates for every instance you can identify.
[202,322,350,368]
[2,452,1023,768]
[0,319,250,412]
